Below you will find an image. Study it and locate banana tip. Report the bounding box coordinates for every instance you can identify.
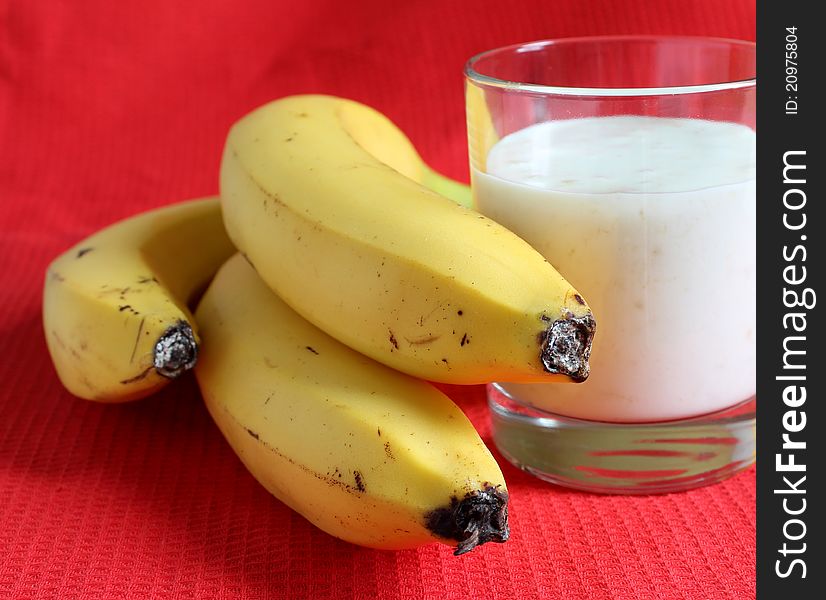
[425,485,509,555]
[154,321,198,378]
[540,312,595,382]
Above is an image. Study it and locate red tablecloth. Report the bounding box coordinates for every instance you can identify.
[0,1,756,598]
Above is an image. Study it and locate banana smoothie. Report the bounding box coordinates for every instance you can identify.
[473,116,756,422]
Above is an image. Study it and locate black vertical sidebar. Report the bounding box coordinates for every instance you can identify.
[756,2,823,598]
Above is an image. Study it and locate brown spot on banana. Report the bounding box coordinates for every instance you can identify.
[353,470,366,492]
[50,330,67,351]
[79,374,97,392]
[118,305,139,315]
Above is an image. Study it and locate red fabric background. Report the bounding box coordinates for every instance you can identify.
[0,1,756,598]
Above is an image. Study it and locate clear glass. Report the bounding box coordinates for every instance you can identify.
[466,36,756,493]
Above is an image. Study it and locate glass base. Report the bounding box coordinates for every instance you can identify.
[488,384,755,494]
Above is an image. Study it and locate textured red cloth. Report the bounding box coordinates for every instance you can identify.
[1,1,756,598]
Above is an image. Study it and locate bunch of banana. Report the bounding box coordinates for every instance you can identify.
[196,254,509,553]
[43,198,235,401]
[42,94,597,554]
[220,95,595,385]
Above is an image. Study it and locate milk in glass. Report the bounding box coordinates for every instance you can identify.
[473,116,756,422]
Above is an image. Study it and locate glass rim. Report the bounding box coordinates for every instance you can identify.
[464,35,756,97]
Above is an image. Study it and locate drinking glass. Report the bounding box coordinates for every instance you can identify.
[465,36,756,493]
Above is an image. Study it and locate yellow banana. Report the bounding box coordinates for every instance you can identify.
[421,167,473,209]
[43,197,235,402]
[220,94,595,385]
[195,254,509,554]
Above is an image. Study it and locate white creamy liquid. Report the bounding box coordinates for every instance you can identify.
[474,116,756,422]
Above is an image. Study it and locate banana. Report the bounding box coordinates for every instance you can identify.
[43,197,236,402]
[220,95,595,385]
[421,166,473,209]
[195,254,509,554]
